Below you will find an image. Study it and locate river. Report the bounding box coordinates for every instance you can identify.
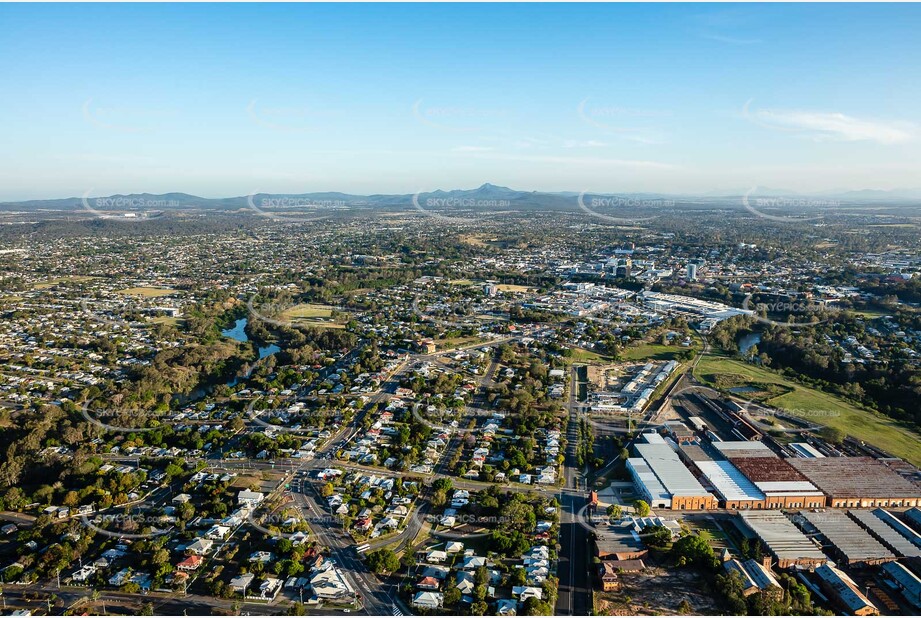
[738,332,762,356]
[221,317,280,359]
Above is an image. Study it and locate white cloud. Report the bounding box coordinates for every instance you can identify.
[744,101,916,144]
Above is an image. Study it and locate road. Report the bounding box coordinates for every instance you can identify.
[555,364,592,616]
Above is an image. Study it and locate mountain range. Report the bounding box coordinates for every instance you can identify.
[3,183,921,212]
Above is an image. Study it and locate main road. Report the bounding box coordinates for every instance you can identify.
[555,364,592,616]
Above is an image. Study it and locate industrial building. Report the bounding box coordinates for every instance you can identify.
[880,561,921,611]
[789,442,825,458]
[696,459,767,509]
[626,443,716,510]
[788,457,921,508]
[798,510,895,566]
[873,508,921,549]
[813,564,879,616]
[737,511,827,568]
[593,522,649,561]
[847,509,921,558]
[712,440,777,459]
[722,558,783,600]
[728,457,826,509]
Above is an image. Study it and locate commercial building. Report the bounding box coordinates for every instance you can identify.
[737,511,827,568]
[788,457,921,508]
[626,443,716,510]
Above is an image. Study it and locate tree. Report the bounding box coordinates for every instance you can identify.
[642,525,672,548]
[320,482,335,498]
[677,599,693,615]
[523,597,554,616]
[672,534,717,569]
[443,586,461,606]
[365,548,400,574]
[633,500,650,517]
[606,504,622,520]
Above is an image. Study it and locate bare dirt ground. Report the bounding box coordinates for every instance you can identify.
[595,565,722,616]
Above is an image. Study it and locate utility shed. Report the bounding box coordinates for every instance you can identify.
[848,509,921,558]
[799,510,895,566]
[737,511,827,568]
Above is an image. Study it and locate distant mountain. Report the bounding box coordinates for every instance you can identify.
[3,183,921,213]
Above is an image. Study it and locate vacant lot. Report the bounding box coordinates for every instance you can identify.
[595,564,722,616]
[117,286,176,297]
[695,355,921,466]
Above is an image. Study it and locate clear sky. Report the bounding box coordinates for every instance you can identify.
[1,3,920,200]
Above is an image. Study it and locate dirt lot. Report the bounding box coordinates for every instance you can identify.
[595,565,722,616]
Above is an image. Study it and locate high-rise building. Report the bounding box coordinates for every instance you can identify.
[687,263,698,281]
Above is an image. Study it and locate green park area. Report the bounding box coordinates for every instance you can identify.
[694,355,921,466]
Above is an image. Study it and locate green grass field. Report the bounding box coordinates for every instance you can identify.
[694,355,921,466]
[622,343,695,361]
[32,275,97,289]
[277,303,345,328]
[565,347,610,364]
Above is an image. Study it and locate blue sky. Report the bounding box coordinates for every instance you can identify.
[1,3,920,200]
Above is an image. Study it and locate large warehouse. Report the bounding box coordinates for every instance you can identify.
[627,443,717,510]
[799,510,895,566]
[788,457,921,508]
[737,510,827,568]
[728,457,827,509]
[696,459,766,509]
